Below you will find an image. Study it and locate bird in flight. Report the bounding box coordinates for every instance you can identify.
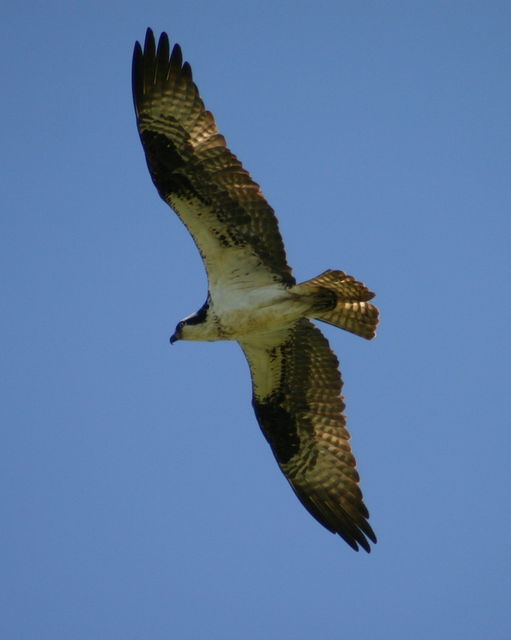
[132,29,379,552]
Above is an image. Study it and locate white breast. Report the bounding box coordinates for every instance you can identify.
[210,282,310,340]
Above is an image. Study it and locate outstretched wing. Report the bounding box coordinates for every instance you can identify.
[240,319,376,552]
[132,29,294,288]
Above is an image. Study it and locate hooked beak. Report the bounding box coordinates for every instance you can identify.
[170,322,183,345]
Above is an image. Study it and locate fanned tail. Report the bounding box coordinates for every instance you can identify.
[295,270,379,340]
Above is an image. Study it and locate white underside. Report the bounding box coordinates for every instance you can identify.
[170,194,311,342]
[184,282,311,342]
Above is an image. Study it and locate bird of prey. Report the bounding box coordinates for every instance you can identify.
[132,29,379,552]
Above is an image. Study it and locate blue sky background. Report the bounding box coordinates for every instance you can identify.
[2,1,510,638]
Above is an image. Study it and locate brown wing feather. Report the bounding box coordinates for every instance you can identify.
[240,319,376,552]
[132,29,294,286]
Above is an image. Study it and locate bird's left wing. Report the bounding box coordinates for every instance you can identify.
[239,319,376,552]
[132,29,294,288]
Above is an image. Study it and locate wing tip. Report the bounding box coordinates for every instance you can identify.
[337,525,377,553]
[156,30,170,64]
[131,41,143,113]
[143,27,156,57]
[132,29,189,109]
[334,517,377,553]
[170,42,183,70]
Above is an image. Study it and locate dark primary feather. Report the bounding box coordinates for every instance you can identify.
[241,319,376,552]
[132,28,294,286]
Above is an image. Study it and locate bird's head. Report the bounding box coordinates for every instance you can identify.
[169,299,211,344]
[169,320,185,344]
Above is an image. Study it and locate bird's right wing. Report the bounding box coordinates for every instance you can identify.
[239,319,376,552]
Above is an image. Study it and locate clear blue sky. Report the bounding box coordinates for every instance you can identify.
[2,1,510,638]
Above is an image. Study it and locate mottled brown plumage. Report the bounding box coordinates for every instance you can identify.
[133,29,378,552]
[241,320,375,551]
[132,29,294,287]
[298,270,379,340]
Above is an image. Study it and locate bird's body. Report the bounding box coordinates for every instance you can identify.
[179,284,319,342]
[132,29,380,552]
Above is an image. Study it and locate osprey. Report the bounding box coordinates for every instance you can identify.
[132,29,379,552]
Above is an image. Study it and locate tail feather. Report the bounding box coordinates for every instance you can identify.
[295,270,379,340]
[317,300,379,339]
